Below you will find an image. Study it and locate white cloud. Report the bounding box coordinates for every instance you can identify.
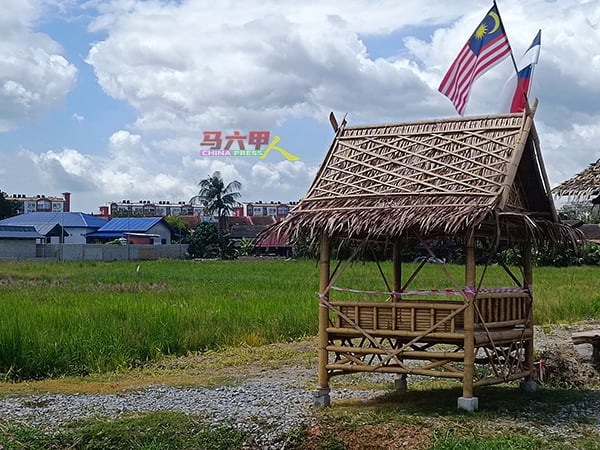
[249,160,317,201]
[35,148,92,177]
[539,118,600,188]
[85,0,480,136]
[84,0,600,128]
[0,0,77,130]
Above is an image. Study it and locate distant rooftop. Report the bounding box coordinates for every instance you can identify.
[0,212,106,228]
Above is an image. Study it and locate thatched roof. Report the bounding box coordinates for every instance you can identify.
[552,158,600,200]
[267,105,573,244]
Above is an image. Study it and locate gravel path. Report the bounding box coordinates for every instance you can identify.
[0,378,384,449]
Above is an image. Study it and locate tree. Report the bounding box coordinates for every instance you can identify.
[187,222,220,259]
[0,191,19,219]
[165,215,190,243]
[190,171,242,258]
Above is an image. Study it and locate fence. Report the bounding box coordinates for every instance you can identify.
[36,244,189,261]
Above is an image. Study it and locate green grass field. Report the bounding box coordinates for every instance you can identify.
[0,259,599,381]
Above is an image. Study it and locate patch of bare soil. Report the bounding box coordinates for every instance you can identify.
[534,320,600,388]
[304,423,431,450]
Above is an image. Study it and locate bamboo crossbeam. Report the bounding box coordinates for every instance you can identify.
[414,233,470,304]
[337,118,522,136]
[473,370,531,387]
[303,192,498,202]
[331,300,463,309]
[474,328,532,344]
[326,346,465,360]
[474,319,527,329]
[326,363,465,378]
[419,359,458,371]
[334,353,410,370]
[476,292,530,299]
[327,327,464,341]
[334,353,371,366]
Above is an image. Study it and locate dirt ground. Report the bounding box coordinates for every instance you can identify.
[533,320,600,388]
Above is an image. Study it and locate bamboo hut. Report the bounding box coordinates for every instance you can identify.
[264,100,580,411]
[552,158,600,209]
[552,158,600,200]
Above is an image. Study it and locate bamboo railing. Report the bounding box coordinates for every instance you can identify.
[323,292,533,382]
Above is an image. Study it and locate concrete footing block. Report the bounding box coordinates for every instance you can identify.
[457,396,479,412]
[313,387,331,407]
[520,380,538,393]
[394,375,408,391]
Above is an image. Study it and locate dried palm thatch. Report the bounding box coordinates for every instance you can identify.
[552,158,600,201]
[266,105,577,246]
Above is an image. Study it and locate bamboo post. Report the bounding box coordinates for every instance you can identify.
[392,240,402,301]
[392,239,408,390]
[522,240,535,384]
[458,231,478,411]
[314,233,331,406]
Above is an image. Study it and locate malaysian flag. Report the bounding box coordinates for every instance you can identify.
[439,5,513,115]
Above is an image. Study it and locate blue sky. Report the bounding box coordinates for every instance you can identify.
[1,0,599,213]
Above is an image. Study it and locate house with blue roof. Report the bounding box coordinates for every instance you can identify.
[0,212,107,244]
[85,217,175,245]
[0,225,44,258]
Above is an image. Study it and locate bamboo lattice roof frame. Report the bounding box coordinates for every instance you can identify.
[269,102,572,243]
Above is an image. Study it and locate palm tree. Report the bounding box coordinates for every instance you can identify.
[190,171,242,258]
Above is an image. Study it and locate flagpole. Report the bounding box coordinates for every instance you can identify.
[526,29,542,100]
[494,0,534,111]
[493,0,519,76]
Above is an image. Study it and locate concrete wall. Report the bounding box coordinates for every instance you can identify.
[36,244,189,261]
[148,222,172,244]
[0,239,37,259]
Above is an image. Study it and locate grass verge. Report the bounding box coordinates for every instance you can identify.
[0,411,248,450]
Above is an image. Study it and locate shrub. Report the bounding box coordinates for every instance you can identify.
[187,222,220,258]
